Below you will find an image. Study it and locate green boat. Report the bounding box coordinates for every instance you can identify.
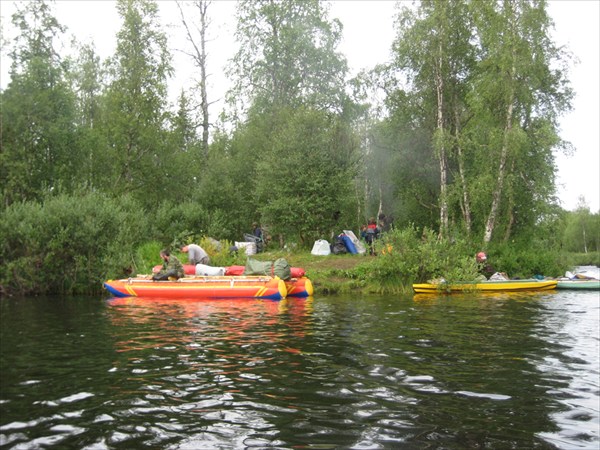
[556,279,600,290]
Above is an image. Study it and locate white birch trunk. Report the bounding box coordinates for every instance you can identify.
[454,105,471,234]
[484,74,515,243]
[436,40,448,239]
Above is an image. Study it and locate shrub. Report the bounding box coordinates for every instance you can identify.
[351,226,481,291]
[0,192,146,296]
[151,202,242,244]
[133,241,164,275]
[484,242,565,279]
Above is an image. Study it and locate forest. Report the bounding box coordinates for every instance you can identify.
[1,0,598,296]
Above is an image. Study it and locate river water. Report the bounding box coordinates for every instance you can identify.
[0,290,598,449]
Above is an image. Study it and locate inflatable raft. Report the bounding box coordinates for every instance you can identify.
[556,279,600,290]
[104,275,313,300]
[284,277,314,298]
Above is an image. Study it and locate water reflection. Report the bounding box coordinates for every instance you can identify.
[100,297,315,448]
[107,296,311,351]
[532,291,600,448]
[0,293,598,449]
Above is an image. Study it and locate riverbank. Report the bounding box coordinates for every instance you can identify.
[250,248,599,296]
[282,252,375,294]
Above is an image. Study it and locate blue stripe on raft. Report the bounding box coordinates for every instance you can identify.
[288,291,308,298]
[260,291,284,300]
[103,282,131,298]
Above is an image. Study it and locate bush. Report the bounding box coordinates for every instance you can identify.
[132,241,164,275]
[151,202,243,244]
[484,242,565,279]
[350,226,481,292]
[0,192,147,296]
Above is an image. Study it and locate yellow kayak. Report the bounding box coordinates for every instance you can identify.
[413,279,558,294]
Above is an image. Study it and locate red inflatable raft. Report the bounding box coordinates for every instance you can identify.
[104,275,288,300]
[104,275,313,300]
[148,265,313,298]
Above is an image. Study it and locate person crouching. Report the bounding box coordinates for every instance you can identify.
[152,249,185,281]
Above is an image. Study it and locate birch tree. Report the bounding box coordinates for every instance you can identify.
[469,0,572,243]
[386,0,571,242]
[392,0,474,238]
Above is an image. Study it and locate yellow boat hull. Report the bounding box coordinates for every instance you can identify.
[413,279,557,294]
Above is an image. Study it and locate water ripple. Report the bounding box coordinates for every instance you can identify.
[1,294,598,448]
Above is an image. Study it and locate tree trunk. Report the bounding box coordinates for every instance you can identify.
[454,103,471,234]
[435,41,448,239]
[177,0,211,158]
[483,98,513,243]
[484,41,516,243]
[503,160,516,242]
[504,207,514,242]
[197,0,210,157]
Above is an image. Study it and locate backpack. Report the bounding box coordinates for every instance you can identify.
[331,236,347,255]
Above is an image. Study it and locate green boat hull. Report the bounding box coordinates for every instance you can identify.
[556,280,600,290]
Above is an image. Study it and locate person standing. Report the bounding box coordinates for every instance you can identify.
[378,213,393,232]
[252,222,264,253]
[152,249,185,281]
[181,244,210,265]
[252,222,263,240]
[365,217,380,255]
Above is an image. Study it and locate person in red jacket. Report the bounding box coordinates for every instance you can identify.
[365,217,380,255]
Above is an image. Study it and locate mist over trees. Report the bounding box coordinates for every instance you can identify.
[1,0,595,255]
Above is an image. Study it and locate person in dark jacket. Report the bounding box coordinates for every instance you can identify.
[251,222,265,253]
[252,222,263,240]
[152,249,185,281]
[378,213,393,232]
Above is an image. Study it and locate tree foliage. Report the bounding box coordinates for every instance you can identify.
[1,1,77,205]
[228,0,348,115]
[100,0,175,206]
[562,200,600,253]
[253,107,360,245]
[221,0,359,245]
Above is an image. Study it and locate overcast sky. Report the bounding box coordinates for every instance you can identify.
[1,0,598,212]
